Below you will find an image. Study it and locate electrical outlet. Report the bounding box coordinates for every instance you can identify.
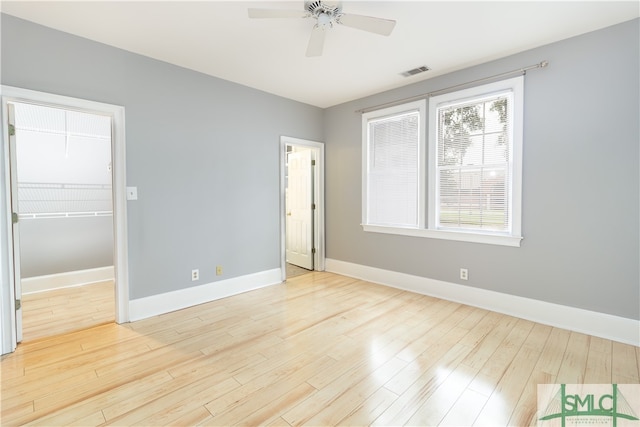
[460,268,468,281]
[191,269,199,281]
[216,266,223,276]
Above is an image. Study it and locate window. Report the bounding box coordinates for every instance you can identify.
[362,100,425,228]
[362,76,523,247]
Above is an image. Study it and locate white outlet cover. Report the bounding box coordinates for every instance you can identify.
[126,186,138,200]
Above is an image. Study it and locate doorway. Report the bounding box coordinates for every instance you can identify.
[280,136,325,280]
[12,102,115,342]
[1,86,129,354]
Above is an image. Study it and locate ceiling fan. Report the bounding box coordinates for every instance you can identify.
[248,1,396,57]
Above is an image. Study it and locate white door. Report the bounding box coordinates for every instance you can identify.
[7,103,23,343]
[286,149,313,270]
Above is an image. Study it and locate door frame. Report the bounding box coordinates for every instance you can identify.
[280,136,325,280]
[1,86,130,354]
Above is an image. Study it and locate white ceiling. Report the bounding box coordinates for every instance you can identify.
[2,1,638,108]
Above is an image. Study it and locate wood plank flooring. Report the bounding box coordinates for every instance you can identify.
[1,272,638,426]
[20,281,114,342]
[286,263,312,279]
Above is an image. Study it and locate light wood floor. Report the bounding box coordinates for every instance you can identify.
[286,263,312,279]
[20,280,115,342]
[2,272,639,426]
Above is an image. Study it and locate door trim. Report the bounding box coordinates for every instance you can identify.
[280,136,325,281]
[1,86,130,354]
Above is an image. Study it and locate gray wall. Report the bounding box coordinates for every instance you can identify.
[19,217,114,278]
[324,19,640,320]
[1,14,324,299]
[2,13,638,321]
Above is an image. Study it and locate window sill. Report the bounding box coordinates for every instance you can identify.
[362,224,523,247]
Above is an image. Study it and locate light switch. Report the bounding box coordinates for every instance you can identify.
[126,186,138,200]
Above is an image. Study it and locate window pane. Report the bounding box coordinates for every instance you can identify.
[483,132,509,165]
[439,167,508,231]
[367,111,420,227]
[437,93,511,232]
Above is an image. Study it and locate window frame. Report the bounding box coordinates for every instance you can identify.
[428,76,524,246]
[361,76,524,247]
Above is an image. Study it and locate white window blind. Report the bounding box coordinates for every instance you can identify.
[436,92,512,232]
[364,102,424,228]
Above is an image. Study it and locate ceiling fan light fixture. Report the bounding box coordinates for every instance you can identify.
[248,0,396,57]
[317,12,332,29]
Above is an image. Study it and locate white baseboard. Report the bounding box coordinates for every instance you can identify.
[325,258,640,346]
[129,268,282,322]
[21,266,115,294]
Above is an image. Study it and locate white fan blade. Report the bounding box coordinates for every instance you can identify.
[338,13,396,36]
[306,26,326,57]
[248,8,307,19]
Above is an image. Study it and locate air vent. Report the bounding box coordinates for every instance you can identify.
[401,66,430,77]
